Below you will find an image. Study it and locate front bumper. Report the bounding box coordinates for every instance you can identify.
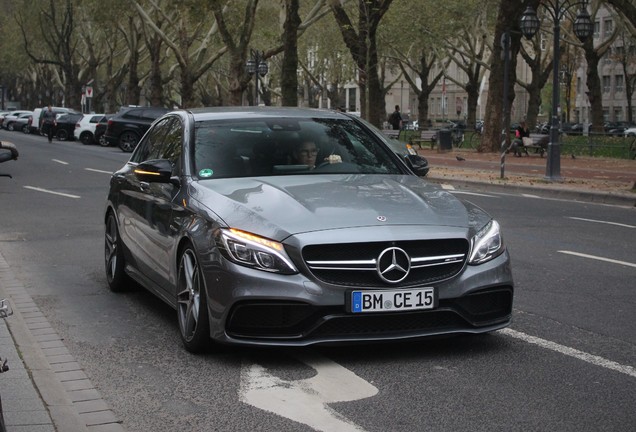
[203,249,513,347]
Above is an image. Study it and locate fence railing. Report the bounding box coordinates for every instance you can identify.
[398,128,636,160]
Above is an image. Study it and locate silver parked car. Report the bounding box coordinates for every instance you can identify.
[104,107,513,353]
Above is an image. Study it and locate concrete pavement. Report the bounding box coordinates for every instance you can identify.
[0,150,633,432]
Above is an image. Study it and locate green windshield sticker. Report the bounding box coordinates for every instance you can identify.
[199,169,214,177]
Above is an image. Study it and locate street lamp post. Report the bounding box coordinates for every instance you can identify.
[520,1,593,181]
[245,49,268,106]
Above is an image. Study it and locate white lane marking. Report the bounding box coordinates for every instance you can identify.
[52,159,68,165]
[450,191,498,197]
[558,250,636,268]
[85,168,113,174]
[440,184,455,190]
[521,193,541,198]
[568,216,635,229]
[501,328,636,379]
[23,186,80,199]
[240,352,378,432]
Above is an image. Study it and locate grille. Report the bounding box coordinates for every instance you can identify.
[303,239,469,287]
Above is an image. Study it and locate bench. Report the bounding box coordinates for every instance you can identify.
[410,130,438,149]
[381,129,401,140]
[511,133,549,157]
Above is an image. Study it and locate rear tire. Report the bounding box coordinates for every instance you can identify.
[105,212,131,292]
[80,132,93,145]
[119,131,140,152]
[57,129,69,141]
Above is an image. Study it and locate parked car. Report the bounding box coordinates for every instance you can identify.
[54,113,83,141]
[27,108,43,134]
[2,110,32,130]
[34,107,80,134]
[12,112,34,133]
[624,126,636,137]
[74,113,106,145]
[94,114,113,147]
[104,107,513,353]
[104,106,169,152]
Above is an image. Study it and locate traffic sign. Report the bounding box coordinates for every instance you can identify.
[85,86,93,98]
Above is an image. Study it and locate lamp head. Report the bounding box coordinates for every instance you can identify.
[573,7,593,42]
[520,6,540,39]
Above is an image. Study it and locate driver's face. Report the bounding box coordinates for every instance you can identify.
[295,142,318,167]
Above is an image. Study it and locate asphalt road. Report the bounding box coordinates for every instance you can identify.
[1,130,634,432]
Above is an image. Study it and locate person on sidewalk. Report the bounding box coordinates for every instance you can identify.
[41,105,56,143]
[388,105,403,130]
[510,121,530,156]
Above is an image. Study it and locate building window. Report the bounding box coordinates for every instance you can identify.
[604,19,613,37]
[615,75,624,93]
[614,108,623,122]
[603,109,609,122]
[577,77,581,93]
[602,75,611,93]
[593,21,600,38]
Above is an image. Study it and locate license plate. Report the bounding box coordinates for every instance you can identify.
[350,288,436,313]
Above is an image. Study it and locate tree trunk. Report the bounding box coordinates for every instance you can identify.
[481,1,527,152]
[281,0,301,106]
[583,39,604,133]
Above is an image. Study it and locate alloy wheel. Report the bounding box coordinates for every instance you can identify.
[104,212,129,292]
[119,132,139,152]
[177,247,210,352]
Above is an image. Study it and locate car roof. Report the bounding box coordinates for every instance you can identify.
[183,106,351,122]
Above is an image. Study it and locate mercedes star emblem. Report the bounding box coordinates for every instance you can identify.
[376,247,411,283]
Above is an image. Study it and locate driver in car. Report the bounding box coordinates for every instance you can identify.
[292,140,341,169]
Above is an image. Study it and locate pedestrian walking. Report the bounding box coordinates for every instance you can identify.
[388,105,402,130]
[42,105,56,143]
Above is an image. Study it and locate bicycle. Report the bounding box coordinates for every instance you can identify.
[451,128,465,147]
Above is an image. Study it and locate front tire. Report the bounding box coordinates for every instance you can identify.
[177,245,210,353]
[97,133,109,147]
[119,131,140,152]
[105,212,131,292]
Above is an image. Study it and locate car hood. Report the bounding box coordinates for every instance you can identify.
[191,174,475,240]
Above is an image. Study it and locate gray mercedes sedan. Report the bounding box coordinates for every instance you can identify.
[104,107,513,353]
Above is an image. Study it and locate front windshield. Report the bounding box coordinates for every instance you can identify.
[193,117,404,179]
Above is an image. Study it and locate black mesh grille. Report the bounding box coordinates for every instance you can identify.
[311,310,465,337]
[302,239,469,287]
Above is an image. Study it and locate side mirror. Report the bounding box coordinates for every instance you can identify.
[405,154,429,177]
[134,159,179,186]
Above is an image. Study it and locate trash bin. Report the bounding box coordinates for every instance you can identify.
[438,129,452,151]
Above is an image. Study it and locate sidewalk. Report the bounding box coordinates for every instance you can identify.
[0,252,123,432]
[418,147,636,206]
[0,150,633,432]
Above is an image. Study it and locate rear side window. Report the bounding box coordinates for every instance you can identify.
[123,109,144,120]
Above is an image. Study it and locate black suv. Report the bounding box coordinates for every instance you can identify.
[54,113,83,141]
[104,106,169,152]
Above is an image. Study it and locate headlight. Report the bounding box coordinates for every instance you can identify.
[468,220,504,265]
[216,228,298,274]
